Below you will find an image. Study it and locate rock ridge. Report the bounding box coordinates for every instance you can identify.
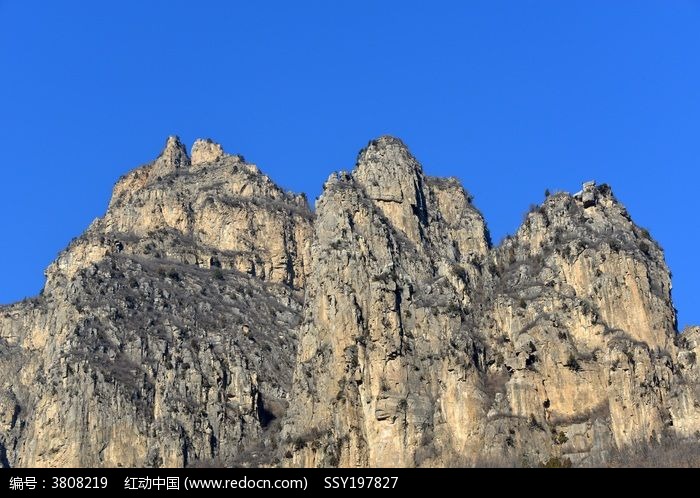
[1,135,698,468]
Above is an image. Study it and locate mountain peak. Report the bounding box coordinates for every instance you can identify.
[163,135,188,160]
[151,135,190,177]
[355,135,415,168]
[367,134,408,149]
[354,136,424,195]
[191,138,226,166]
[1,134,696,469]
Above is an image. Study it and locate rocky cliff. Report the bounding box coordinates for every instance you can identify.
[1,136,698,468]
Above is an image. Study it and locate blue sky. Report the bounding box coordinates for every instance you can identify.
[0,1,698,328]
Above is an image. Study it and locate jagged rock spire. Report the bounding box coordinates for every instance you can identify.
[150,135,190,178]
[191,138,226,167]
[353,136,424,201]
[161,135,189,167]
[352,135,429,242]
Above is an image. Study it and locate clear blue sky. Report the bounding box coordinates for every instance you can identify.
[0,1,698,328]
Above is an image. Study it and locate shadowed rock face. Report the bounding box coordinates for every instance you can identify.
[0,136,698,468]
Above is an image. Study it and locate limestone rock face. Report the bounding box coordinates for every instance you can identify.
[1,136,311,467]
[283,138,490,467]
[1,261,300,467]
[49,136,312,289]
[471,187,687,465]
[150,136,190,178]
[191,138,226,167]
[1,135,698,468]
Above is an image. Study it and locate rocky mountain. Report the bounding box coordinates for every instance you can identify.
[1,136,698,468]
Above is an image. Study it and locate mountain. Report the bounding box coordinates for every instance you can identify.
[1,136,698,468]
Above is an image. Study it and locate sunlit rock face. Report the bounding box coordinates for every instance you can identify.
[1,136,697,468]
